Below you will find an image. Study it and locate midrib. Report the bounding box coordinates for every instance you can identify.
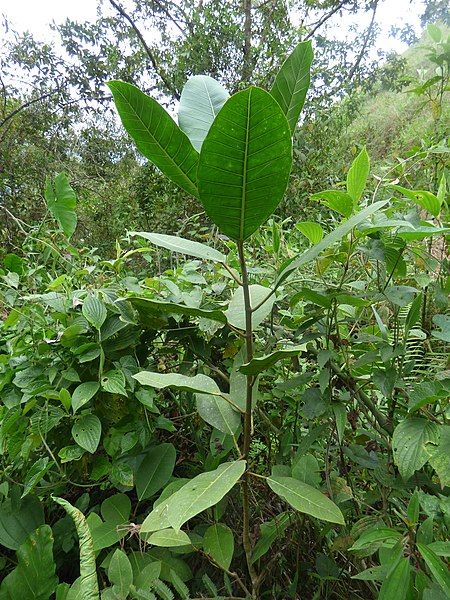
[239,89,251,240]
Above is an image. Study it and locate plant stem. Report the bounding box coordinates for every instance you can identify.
[237,240,259,598]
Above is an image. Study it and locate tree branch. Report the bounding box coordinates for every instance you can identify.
[241,0,253,84]
[0,91,56,129]
[305,0,348,41]
[108,0,180,100]
[347,0,379,81]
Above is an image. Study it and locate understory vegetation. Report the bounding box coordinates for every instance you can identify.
[0,2,449,599]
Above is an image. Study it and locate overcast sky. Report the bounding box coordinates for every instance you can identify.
[1,0,424,55]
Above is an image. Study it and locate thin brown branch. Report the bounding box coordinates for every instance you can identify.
[0,91,56,129]
[108,0,180,100]
[305,0,348,41]
[241,0,253,84]
[347,0,379,81]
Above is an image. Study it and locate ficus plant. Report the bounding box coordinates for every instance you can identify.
[107,41,388,597]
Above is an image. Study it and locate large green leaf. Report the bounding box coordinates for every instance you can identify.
[270,40,313,134]
[44,173,77,238]
[276,200,388,288]
[197,86,292,240]
[239,347,303,376]
[178,75,229,151]
[101,494,131,526]
[225,284,275,330]
[133,372,220,395]
[392,418,440,480]
[0,494,44,550]
[129,232,226,262]
[53,497,99,599]
[71,382,100,414]
[267,476,345,525]
[203,524,234,570]
[196,393,241,435]
[417,543,450,597]
[108,81,199,198]
[147,529,191,548]
[82,295,107,330]
[0,525,58,600]
[136,444,176,501]
[378,558,410,600]
[126,297,227,325]
[144,461,246,531]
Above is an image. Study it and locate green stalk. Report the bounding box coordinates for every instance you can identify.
[237,240,259,598]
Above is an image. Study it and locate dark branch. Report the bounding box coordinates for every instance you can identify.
[347,0,379,81]
[0,91,56,129]
[108,0,180,100]
[305,0,348,40]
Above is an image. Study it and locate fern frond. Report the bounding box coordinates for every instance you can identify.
[151,578,175,600]
[170,569,190,600]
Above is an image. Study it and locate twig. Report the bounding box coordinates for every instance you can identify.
[108,0,180,100]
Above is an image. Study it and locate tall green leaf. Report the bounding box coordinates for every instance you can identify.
[0,494,44,550]
[270,40,313,134]
[417,543,450,597]
[203,524,234,570]
[0,525,58,600]
[136,444,176,501]
[378,558,410,600]
[267,476,345,524]
[178,75,229,151]
[44,173,77,238]
[198,86,292,240]
[347,147,370,203]
[53,497,99,599]
[108,549,133,599]
[108,81,199,198]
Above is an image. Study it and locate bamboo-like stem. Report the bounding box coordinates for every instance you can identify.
[237,240,259,598]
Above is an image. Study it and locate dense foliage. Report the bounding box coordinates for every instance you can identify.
[0,4,449,600]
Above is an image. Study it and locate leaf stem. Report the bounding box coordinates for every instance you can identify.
[237,240,259,598]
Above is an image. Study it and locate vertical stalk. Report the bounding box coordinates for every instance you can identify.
[237,240,259,597]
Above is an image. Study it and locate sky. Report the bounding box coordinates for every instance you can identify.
[1,0,425,55]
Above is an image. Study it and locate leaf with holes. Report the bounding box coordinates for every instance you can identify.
[178,75,229,151]
[198,86,292,240]
[72,414,102,454]
[108,80,199,197]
